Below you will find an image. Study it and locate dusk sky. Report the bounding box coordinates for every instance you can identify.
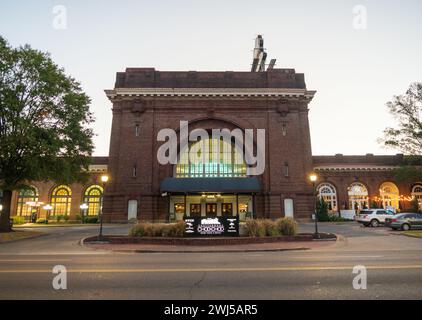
[1,0,421,156]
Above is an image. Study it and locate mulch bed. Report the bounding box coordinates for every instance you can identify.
[84,233,337,246]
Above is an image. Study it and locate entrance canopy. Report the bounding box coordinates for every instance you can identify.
[160,177,261,194]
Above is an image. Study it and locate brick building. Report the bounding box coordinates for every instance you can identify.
[3,68,422,222]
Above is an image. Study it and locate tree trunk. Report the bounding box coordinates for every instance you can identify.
[0,190,13,233]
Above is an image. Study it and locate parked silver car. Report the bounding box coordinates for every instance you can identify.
[385,213,422,231]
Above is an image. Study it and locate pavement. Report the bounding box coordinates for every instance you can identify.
[1,222,422,299]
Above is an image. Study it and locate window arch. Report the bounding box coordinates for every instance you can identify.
[348,182,369,211]
[380,182,399,210]
[17,186,39,217]
[411,184,422,209]
[175,138,247,178]
[317,183,338,212]
[83,185,103,216]
[51,185,72,216]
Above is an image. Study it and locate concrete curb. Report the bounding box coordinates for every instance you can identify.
[112,247,311,254]
[80,235,338,254]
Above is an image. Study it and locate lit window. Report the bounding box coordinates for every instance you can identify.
[348,182,368,211]
[175,138,247,178]
[16,186,39,217]
[412,184,422,209]
[83,185,103,216]
[51,185,72,216]
[317,183,337,212]
[135,124,140,137]
[379,182,399,210]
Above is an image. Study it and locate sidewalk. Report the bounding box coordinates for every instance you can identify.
[84,239,337,253]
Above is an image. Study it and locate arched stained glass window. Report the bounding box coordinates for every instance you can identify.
[51,185,72,216]
[317,183,338,212]
[17,186,39,217]
[411,184,422,209]
[175,138,247,178]
[380,182,399,210]
[348,182,369,211]
[83,185,103,216]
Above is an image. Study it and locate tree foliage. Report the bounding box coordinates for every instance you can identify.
[0,36,94,231]
[316,197,330,222]
[381,82,422,154]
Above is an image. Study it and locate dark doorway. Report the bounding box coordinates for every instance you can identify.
[206,203,217,217]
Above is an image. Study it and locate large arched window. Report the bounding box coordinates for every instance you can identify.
[175,138,247,178]
[17,186,39,217]
[348,182,369,211]
[317,183,338,212]
[51,185,72,216]
[411,184,422,209]
[380,182,399,209]
[83,185,103,216]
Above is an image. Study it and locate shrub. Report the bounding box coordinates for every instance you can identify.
[261,219,281,237]
[130,223,147,237]
[36,218,48,224]
[56,215,64,222]
[63,215,70,222]
[329,215,352,222]
[245,219,267,237]
[276,217,298,236]
[12,216,26,225]
[83,216,99,224]
[130,222,186,238]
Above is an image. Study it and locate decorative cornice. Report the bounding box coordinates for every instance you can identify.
[314,165,396,172]
[105,88,316,100]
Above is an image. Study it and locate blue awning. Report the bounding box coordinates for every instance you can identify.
[160,177,261,193]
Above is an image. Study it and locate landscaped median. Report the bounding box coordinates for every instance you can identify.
[82,218,337,252]
[0,230,45,244]
[401,230,422,238]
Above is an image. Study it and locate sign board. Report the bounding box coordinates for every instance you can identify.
[184,216,239,237]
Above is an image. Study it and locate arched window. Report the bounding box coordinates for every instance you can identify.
[83,185,103,216]
[51,185,72,216]
[411,184,422,209]
[348,182,369,211]
[380,182,399,210]
[317,183,338,212]
[175,138,247,178]
[17,186,39,217]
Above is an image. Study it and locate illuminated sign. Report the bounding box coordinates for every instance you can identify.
[184,216,239,237]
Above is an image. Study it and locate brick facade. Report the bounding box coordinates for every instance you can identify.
[103,68,316,221]
[5,70,421,222]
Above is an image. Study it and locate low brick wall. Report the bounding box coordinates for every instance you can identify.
[84,234,321,246]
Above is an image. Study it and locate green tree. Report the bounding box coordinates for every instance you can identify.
[381,82,422,154]
[0,36,94,232]
[316,197,330,222]
[370,200,378,209]
[410,197,420,213]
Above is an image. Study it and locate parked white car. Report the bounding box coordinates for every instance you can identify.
[355,209,396,227]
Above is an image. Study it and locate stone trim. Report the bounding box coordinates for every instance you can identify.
[105,88,316,100]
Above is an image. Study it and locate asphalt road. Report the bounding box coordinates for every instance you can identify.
[1,223,422,300]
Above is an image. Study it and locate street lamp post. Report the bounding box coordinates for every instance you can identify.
[309,173,320,239]
[42,204,53,224]
[98,174,109,240]
[80,203,88,224]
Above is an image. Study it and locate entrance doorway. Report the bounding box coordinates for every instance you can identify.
[206,203,217,217]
